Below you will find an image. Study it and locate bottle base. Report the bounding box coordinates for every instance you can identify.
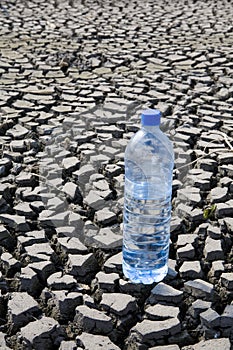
[123,262,168,285]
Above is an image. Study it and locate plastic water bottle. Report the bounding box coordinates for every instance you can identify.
[122,109,174,284]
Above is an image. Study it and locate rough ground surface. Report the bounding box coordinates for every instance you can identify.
[0,0,233,349]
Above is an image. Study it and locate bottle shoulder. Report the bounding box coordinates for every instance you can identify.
[125,128,174,161]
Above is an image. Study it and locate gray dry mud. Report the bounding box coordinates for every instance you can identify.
[0,0,233,349]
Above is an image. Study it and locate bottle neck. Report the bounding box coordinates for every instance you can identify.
[142,124,160,133]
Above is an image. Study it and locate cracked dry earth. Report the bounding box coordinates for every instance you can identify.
[0,0,233,349]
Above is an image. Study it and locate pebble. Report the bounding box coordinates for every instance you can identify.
[221,272,233,290]
[150,346,180,350]
[47,290,83,321]
[62,157,80,173]
[130,317,181,346]
[100,292,138,316]
[184,279,217,301]
[221,304,233,328]
[147,283,183,305]
[76,332,120,350]
[204,237,224,261]
[0,333,11,349]
[74,305,113,334]
[7,292,41,331]
[94,209,117,226]
[47,272,77,291]
[208,187,228,203]
[67,253,99,278]
[181,338,231,350]
[200,308,221,328]
[17,316,64,349]
[176,243,195,261]
[83,190,106,210]
[91,228,122,249]
[28,261,56,282]
[62,182,83,204]
[103,252,122,273]
[179,261,203,279]
[18,266,41,296]
[188,299,211,319]
[59,340,79,350]
[145,304,180,320]
[58,237,88,255]
[93,271,119,292]
[1,252,21,277]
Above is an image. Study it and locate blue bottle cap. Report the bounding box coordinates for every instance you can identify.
[141,109,161,126]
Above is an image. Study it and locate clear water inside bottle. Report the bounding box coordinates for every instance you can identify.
[123,178,172,284]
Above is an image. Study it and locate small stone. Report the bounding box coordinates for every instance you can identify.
[28,261,56,282]
[147,282,183,305]
[0,214,30,232]
[104,164,122,177]
[62,182,83,204]
[150,346,180,350]
[130,317,181,345]
[215,202,233,218]
[177,187,201,205]
[73,165,95,184]
[103,252,122,273]
[221,272,233,290]
[145,304,179,320]
[176,234,198,248]
[207,225,221,239]
[76,332,120,350]
[18,266,41,296]
[204,237,224,261]
[179,261,203,279]
[100,293,138,316]
[17,230,47,248]
[200,308,221,328]
[16,172,36,187]
[1,252,21,277]
[47,272,77,290]
[92,179,110,192]
[0,333,11,349]
[58,237,88,255]
[83,190,105,210]
[62,157,80,173]
[93,271,119,292]
[184,279,217,301]
[91,228,122,249]
[17,316,64,349]
[59,340,78,350]
[74,305,113,334]
[7,292,41,331]
[208,187,228,203]
[176,243,195,260]
[217,153,233,165]
[181,338,231,350]
[14,202,37,220]
[67,253,99,278]
[221,304,233,327]
[209,261,225,279]
[94,208,117,226]
[23,243,56,263]
[6,124,29,139]
[188,299,211,319]
[47,290,83,321]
